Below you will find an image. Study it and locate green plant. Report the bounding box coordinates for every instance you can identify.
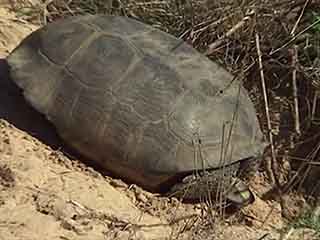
[291,209,320,236]
[310,11,320,32]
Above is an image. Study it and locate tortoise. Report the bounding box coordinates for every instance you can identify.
[7,14,267,206]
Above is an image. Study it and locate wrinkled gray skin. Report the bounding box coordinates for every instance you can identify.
[7,15,267,207]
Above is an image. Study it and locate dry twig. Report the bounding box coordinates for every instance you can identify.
[255,33,279,187]
[288,0,310,136]
[290,0,310,35]
[205,10,254,56]
[290,45,301,136]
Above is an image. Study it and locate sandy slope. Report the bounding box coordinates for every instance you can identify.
[0,6,317,240]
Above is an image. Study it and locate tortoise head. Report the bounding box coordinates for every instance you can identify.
[225,178,255,207]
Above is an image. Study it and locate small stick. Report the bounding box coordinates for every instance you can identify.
[289,0,307,135]
[255,33,279,187]
[290,0,310,35]
[281,227,294,240]
[205,10,254,56]
[290,45,301,135]
[256,233,269,240]
[42,0,54,25]
[312,91,319,121]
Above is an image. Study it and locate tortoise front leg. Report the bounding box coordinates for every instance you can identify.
[166,163,254,207]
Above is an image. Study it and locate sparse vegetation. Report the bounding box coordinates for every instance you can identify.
[291,208,320,236]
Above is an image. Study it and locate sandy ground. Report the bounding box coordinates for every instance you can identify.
[0,5,318,240]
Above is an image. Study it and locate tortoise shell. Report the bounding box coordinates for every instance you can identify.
[7,15,266,191]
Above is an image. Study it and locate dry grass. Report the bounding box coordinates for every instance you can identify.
[7,0,320,235]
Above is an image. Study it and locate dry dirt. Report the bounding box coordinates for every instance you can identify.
[0,5,318,240]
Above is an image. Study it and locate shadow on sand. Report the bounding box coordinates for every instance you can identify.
[0,58,63,149]
[0,57,119,179]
